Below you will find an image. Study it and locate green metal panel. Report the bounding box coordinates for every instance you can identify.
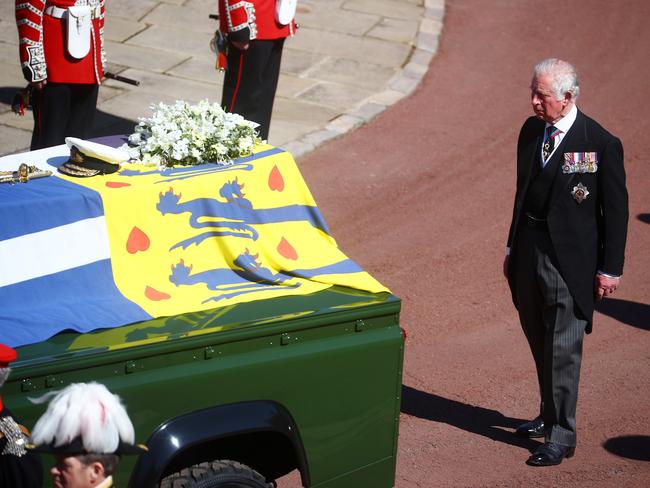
[6,287,403,487]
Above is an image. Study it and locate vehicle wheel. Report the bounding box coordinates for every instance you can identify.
[160,459,274,488]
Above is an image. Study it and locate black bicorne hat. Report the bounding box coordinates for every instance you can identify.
[28,436,147,455]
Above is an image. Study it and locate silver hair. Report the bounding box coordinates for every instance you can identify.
[533,58,580,101]
[0,367,9,388]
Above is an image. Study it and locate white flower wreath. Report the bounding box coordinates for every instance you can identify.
[124,100,261,169]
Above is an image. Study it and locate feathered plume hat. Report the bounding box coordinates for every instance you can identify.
[28,382,147,455]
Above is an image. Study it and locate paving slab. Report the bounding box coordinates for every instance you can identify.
[0,20,19,45]
[105,0,159,21]
[367,17,420,43]
[184,0,220,12]
[271,98,340,127]
[0,0,444,159]
[166,58,225,86]
[104,68,220,104]
[295,6,380,35]
[127,25,213,59]
[105,40,188,73]
[98,85,127,104]
[279,48,326,77]
[0,111,33,132]
[0,4,15,24]
[346,0,424,20]
[297,81,375,111]
[275,74,320,99]
[104,18,148,43]
[303,56,397,90]
[267,119,314,147]
[290,27,411,67]
[0,43,19,66]
[96,90,181,124]
[0,124,31,155]
[142,3,216,34]
[0,62,25,92]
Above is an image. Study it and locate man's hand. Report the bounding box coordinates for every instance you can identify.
[503,255,510,280]
[595,274,620,300]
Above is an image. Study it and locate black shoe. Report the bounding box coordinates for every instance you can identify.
[526,442,575,466]
[515,416,545,438]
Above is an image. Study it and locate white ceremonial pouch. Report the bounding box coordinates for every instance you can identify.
[275,0,297,25]
[66,6,92,59]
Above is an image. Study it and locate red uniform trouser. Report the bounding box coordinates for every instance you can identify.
[221,38,285,141]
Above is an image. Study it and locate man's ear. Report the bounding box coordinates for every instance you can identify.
[88,461,106,484]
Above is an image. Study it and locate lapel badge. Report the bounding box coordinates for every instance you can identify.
[571,182,589,204]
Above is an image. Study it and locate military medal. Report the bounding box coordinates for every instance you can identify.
[563,152,599,173]
[571,183,589,204]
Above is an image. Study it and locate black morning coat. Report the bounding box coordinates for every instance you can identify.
[506,109,629,332]
[0,407,43,488]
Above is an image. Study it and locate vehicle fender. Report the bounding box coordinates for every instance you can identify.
[128,400,308,488]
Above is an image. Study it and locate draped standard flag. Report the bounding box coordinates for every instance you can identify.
[0,144,388,348]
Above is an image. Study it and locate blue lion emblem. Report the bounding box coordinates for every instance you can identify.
[157,178,329,250]
[170,250,300,303]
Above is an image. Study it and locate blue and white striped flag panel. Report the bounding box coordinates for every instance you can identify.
[0,146,151,348]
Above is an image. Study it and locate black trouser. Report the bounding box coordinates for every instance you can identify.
[31,82,99,150]
[513,225,587,447]
[221,38,285,141]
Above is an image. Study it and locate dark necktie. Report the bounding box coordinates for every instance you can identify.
[542,125,560,161]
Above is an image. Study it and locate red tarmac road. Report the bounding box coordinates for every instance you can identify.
[295,0,650,486]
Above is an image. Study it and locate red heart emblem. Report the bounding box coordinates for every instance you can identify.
[126,226,150,254]
[277,237,298,260]
[145,286,171,301]
[268,165,285,192]
[105,181,131,188]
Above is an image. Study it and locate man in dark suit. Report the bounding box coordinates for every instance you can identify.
[504,58,628,466]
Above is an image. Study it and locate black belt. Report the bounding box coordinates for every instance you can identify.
[524,212,548,230]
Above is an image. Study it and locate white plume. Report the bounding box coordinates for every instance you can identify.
[30,382,135,453]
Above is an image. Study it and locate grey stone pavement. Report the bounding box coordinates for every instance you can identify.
[0,0,444,159]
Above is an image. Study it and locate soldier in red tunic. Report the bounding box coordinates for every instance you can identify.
[15,0,106,150]
[218,0,297,141]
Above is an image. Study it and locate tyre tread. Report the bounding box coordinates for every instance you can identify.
[160,459,272,488]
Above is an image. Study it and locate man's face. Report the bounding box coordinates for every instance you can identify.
[51,455,102,488]
[530,74,570,123]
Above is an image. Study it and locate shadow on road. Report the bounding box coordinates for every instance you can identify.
[595,298,650,331]
[401,385,541,452]
[0,86,23,108]
[91,110,137,139]
[637,213,650,224]
[603,435,650,461]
